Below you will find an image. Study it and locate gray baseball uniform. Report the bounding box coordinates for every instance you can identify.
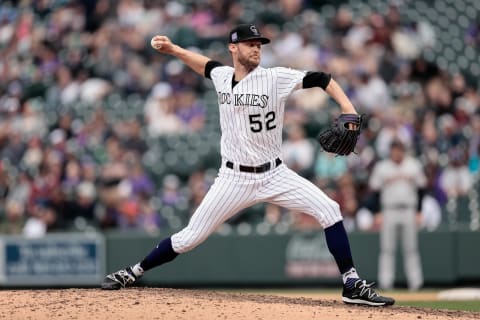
[369,154,426,290]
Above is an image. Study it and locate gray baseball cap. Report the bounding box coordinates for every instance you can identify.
[229,24,270,44]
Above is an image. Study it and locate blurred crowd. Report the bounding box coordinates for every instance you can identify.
[0,0,479,237]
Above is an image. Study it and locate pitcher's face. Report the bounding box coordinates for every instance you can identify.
[231,40,262,69]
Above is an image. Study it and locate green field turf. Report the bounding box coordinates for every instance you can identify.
[222,288,480,313]
[397,301,480,312]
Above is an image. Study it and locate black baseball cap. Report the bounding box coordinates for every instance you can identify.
[229,24,270,44]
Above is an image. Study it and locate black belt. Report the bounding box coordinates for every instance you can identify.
[226,158,282,173]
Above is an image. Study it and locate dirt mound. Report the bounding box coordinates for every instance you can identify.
[0,287,478,320]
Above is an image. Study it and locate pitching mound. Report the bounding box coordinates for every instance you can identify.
[0,288,478,320]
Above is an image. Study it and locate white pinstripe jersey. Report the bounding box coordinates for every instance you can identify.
[210,65,306,165]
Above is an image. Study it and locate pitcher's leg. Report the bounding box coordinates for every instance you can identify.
[142,175,255,274]
[262,166,394,306]
[102,173,256,290]
[263,167,350,270]
[261,166,342,228]
[171,175,257,253]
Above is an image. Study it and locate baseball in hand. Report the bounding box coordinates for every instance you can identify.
[150,37,160,50]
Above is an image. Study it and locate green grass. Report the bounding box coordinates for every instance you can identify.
[397,300,480,312]
[217,288,480,313]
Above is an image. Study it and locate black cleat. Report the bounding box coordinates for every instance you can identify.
[342,279,395,306]
[101,266,139,290]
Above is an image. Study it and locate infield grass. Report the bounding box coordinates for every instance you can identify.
[397,300,480,312]
[223,288,480,313]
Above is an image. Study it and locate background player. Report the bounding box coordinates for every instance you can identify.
[369,140,427,291]
[102,24,394,307]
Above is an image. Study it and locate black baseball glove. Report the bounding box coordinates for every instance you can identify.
[317,113,363,156]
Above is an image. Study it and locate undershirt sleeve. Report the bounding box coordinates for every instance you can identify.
[205,60,223,79]
[302,71,332,90]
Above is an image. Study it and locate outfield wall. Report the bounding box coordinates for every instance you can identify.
[1,230,478,287]
[105,229,480,287]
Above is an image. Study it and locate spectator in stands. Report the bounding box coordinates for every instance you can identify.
[144,82,184,136]
[62,157,83,199]
[80,109,109,150]
[335,174,360,232]
[45,186,70,228]
[187,170,210,218]
[314,152,348,188]
[117,198,141,230]
[21,136,44,172]
[282,124,315,178]
[69,181,98,224]
[138,191,162,234]
[283,98,309,128]
[423,157,448,206]
[19,100,48,140]
[28,156,60,210]
[124,153,155,199]
[23,198,61,238]
[117,119,148,155]
[436,114,466,155]
[174,89,206,132]
[419,193,442,232]
[116,191,160,232]
[0,162,11,214]
[160,174,182,208]
[374,113,412,159]
[410,56,440,84]
[439,148,472,198]
[468,113,480,173]
[95,138,128,229]
[0,129,25,165]
[46,66,80,106]
[353,69,393,114]
[415,110,438,156]
[0,199,26,235]
[425,77,454,116]
[331,7,354,50]
[80,156,98,183]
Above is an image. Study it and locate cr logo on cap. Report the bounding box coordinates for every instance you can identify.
[250,25,259,35]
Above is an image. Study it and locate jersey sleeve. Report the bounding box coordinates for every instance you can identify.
[209,65,234,89]
[273,67,307,100]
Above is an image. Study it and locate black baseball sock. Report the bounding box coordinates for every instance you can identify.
[139,237,179,272]
[324,221,355,275]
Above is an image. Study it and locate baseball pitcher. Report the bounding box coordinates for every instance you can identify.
[102,24,394,307]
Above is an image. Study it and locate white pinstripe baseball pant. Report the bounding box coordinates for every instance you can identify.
[171,161,343,253]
